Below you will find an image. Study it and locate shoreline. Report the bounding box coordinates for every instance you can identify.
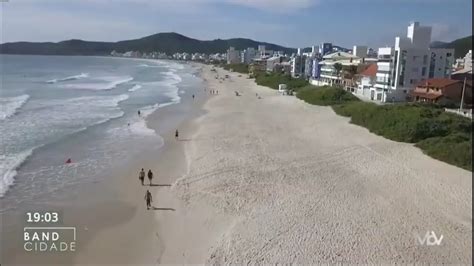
[1,61,471,264]
[0,60,207,265]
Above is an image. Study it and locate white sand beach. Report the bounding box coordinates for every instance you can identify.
[154,64,472,264]
[4,63,469,265]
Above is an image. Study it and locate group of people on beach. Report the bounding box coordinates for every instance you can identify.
[139,129,180,210]
[138,168,155,209]
[210,89,218,95]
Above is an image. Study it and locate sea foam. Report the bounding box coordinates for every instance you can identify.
[62,76,133,90]
[47,73,89,83]
[0,148,35,198]
[128,84,142,92]
[0,94,30,120]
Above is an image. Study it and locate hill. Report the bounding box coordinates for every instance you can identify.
[0,32,296,56]
[431,35,472,58]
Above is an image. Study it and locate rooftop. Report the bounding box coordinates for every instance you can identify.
[360,64,378,77]
[323,51,359,60]
[416,78,461,89]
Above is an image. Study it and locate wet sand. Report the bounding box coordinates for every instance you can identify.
[0,62,207,265]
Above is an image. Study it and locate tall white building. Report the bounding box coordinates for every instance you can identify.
[352,45,368,58]
[241,47,257,64]
[372,22,454,102]
[226,47,241,64]
[291,55,306,78]
[464,50,472,70]
[428,48,454,78]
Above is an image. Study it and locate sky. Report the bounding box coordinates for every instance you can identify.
[1,0,472,49]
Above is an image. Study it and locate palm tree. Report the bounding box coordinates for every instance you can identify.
[346,65,359,90]
[333,63,343,86]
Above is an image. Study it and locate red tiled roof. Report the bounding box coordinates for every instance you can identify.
[410,91,442,100]
[416,78,461,88]
[360,64,377,77]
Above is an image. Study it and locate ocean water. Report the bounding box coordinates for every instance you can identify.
[0,55,201,210]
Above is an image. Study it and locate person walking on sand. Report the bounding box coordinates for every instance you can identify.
[138,168,145,186]
[144,190,153,210]
[147,169,153,185]
[175,129,179,140]
[192,94,195,100]
[138,110,141,117]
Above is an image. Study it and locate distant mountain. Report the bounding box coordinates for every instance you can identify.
[0,32,296,56]
[431,35,472,58]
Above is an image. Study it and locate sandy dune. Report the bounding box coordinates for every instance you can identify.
[155,65,472,264]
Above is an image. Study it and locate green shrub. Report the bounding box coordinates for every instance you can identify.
[223,63,249,74]
[416,134,472,171]
[254,73,472,171]
[296,86,360,106]
[255,72,308,90]
[332,101,472,170]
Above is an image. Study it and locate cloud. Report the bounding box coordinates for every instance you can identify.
[227,0,318,11]
[2,5,154,42]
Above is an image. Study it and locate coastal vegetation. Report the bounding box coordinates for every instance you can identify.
[296,85,359,105]
[253,76,472,171]
[254,72,308,90]
[333,102,472,171]
[223,63,249,74]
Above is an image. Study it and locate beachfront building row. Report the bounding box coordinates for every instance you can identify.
[367,22,454,102]
[303,22,459,103]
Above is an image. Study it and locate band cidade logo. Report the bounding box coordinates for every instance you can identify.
[24,226,76,252]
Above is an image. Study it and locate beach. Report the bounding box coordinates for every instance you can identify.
[1,62,471,265]
[153,64,471,264]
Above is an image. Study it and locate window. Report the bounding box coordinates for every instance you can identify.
[423,55,428,64]
[422,67,426,76]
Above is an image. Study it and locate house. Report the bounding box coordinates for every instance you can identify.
[356,64,378,99]
[410,78,472,106]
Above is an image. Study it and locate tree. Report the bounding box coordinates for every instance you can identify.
[344,65,359,88]
[333,63,343,86]
[333,63,343,77]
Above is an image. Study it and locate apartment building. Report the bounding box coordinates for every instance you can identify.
[310,51,361,86]
[226,47,241,64]
[241,48,257,64]
[372,22,454,102]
